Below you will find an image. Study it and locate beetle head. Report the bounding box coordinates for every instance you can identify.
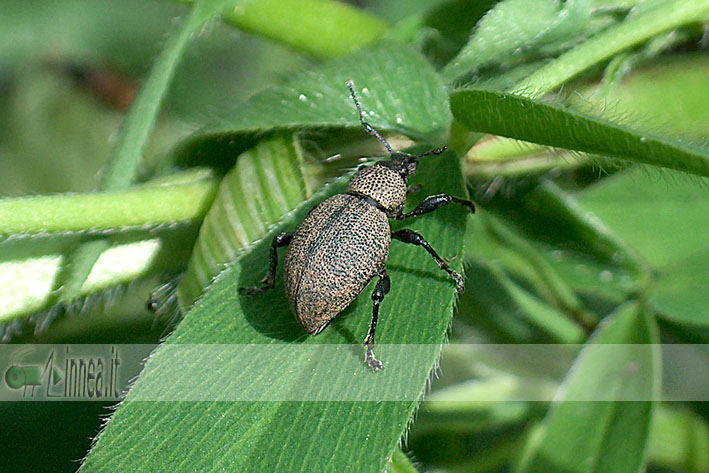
[382,147,447,179]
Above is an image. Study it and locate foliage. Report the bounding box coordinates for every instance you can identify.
[1,0,708,472]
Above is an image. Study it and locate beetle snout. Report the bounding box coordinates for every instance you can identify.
[405,157,419,176]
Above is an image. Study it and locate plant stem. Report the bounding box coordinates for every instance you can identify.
[513,0,709,97]
[0,180,219,235]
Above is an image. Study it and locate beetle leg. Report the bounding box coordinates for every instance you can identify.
[364,269,390,371]
[239,232,294,295]
[395,194,475,220]
[391,229,465,292]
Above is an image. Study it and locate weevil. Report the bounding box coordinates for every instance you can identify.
[240,80,475,370]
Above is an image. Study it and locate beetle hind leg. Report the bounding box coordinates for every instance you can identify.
[392,229,465,292]
[239,232,294,295]
[364,269,390,371]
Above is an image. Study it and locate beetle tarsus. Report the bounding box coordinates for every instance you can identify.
[365,345,384,371]
[450,271,465,293]
[240,285,268,296]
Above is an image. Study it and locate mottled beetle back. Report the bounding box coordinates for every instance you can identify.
[347,165,407,215]
[284,194,391,334]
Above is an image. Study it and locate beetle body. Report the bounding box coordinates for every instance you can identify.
[285,193,389,334]
[241,80,475,371]
[285,164,406,334]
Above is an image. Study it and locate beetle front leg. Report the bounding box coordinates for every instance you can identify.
[392,229,465,292]
[239,232,294,295]
[395,194,475,220]
[364,269,390,371]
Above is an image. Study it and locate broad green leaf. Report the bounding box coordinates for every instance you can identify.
[451,89,709,177]
[179,43,450,164]
[516,301,660,473]
[465,179,647,313]
[416,0,504,68]
[485,262,586,344]
[464,52,709,179]
[474,211,595,327]
[441,0,592,83]
[178,134,311,308]
[578,168,709,325]
[0,228,198,334]
[81,152,471,472]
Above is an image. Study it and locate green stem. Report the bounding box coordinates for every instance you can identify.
[57,0,229,302]
[513,0,709,97]
[0,180,218,235]
[178,0,389,59]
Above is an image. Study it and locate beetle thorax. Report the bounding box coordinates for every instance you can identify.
[347,164,407,214]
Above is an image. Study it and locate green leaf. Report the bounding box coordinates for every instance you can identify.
[0,171,215,326]
[485,262,586,344]
[416,0,498,68]
[389,450,421,473]
[648,404,709,473]
[569,53,709,141]
[81,151,471,472]
[512,0,709,97]
[441,0,592,83]
[578,168,709,325]
[179,43,450,163]
[0,225,199,327]
[177,134,311,308]
[451,89,709,177]
[516,301,660,473]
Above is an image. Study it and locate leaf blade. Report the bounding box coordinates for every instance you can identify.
[517,302,660,473]
[451,89,709,177]
[81,151,471,472]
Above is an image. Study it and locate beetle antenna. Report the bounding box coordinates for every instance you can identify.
[415,146,447,159]
[346,79,395,155]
